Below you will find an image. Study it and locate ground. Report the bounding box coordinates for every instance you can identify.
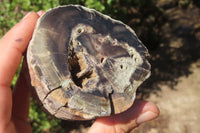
[134,62,200,133]
[134,1,200,133]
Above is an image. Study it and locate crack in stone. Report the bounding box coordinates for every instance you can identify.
[108,90,115,115]
[53,106,64,115]
[42,86,61,102]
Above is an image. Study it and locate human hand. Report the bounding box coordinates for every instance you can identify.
[0,11,44,133]
[0,12,159,133]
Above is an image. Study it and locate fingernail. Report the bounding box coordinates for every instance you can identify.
[22,12,31,21]
[136,111,158,124]
[37,11,45,16]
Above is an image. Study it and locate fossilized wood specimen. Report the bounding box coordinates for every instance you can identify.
[27,5,151,120]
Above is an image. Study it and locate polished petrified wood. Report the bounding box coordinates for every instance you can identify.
[27,5,151,120]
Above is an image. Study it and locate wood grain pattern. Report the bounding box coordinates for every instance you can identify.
[27,5,151,120]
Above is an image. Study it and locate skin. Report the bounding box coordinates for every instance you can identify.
[0,12,159,133]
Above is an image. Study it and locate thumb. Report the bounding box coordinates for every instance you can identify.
[88,100,159,133]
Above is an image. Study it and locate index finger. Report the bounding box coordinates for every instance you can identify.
[0,12,39,128]
[0,12,39,86]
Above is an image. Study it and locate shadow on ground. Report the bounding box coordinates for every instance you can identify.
[137,3,200,99]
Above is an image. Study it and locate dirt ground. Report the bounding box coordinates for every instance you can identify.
[134,62,200,133]
[134,1,200,133]
[61,1,200,133]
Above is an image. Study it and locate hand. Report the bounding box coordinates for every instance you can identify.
[0,12,159,133]
[0,11,44,133]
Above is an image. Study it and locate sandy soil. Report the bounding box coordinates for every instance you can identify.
[134,1,200,133]
[134,62,200,133]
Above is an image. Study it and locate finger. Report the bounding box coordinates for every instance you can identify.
[12,58,32,121]
[37,10,46,16]
[12,12,43,122]
[0,12,39,86]
[0,12,39,126]
[88,100,159,133]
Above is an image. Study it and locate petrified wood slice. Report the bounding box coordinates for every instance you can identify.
[27,5,151,120]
